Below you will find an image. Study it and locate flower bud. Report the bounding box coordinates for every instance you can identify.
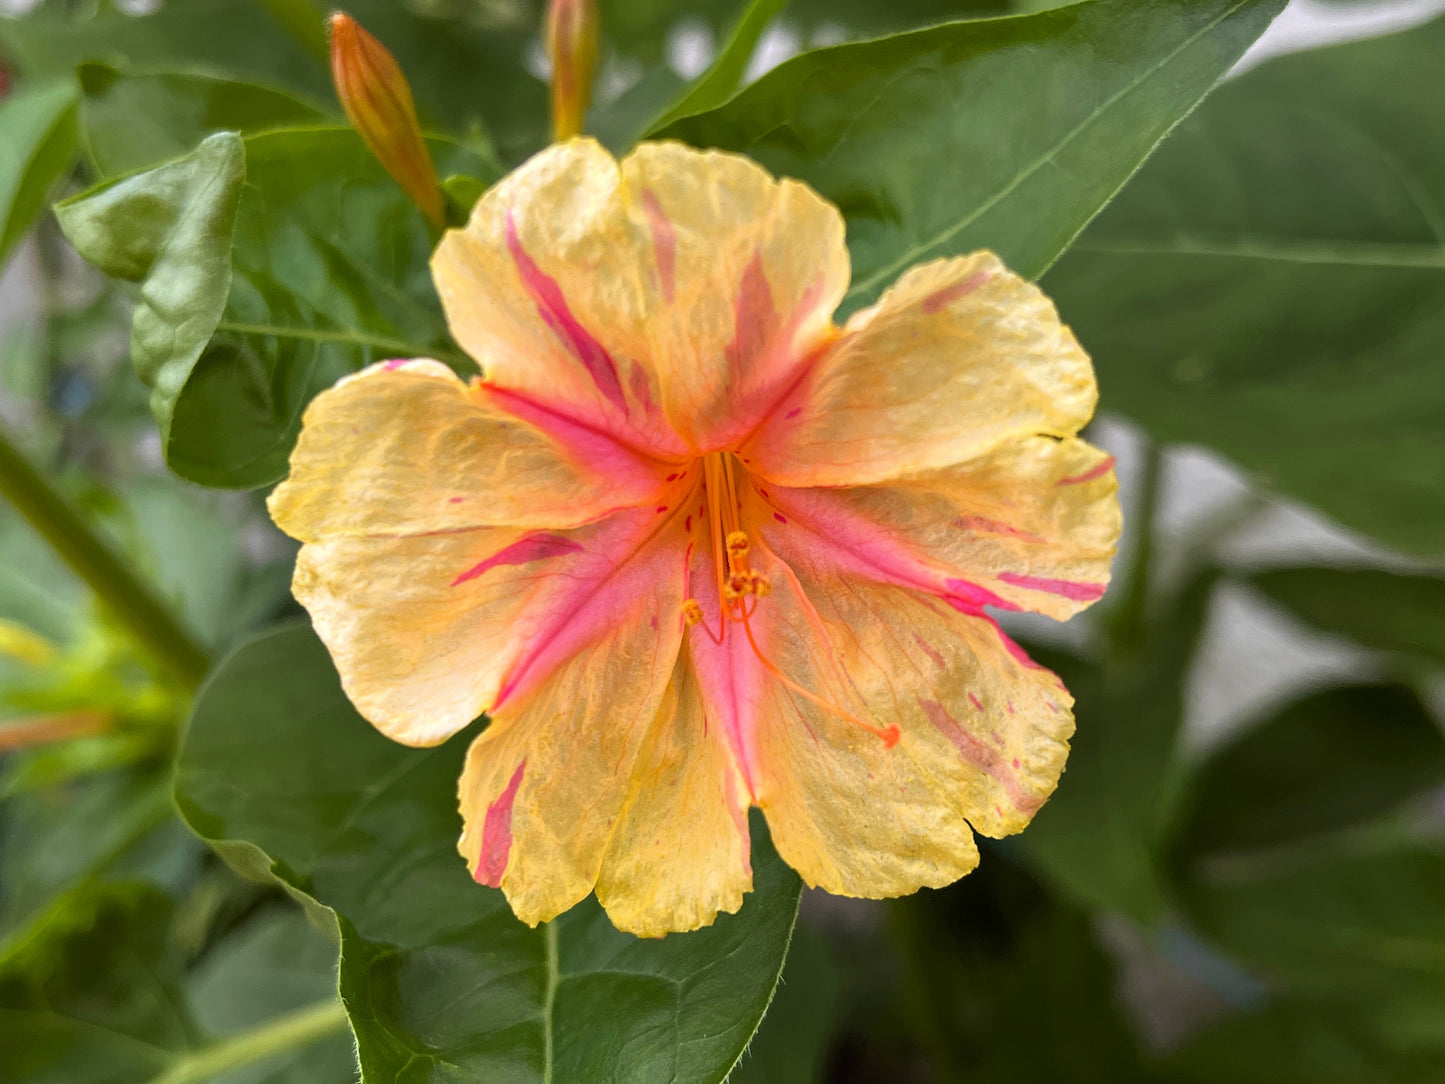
[545,0,599,141]
[329,11,445,229]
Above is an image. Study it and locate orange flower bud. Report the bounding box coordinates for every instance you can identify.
[545,0,599,141]
[329,11,445,230]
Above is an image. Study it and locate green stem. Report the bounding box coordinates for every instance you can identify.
[1107,438,1161,651]
[0,425,211,689]
[149,999,350,1084]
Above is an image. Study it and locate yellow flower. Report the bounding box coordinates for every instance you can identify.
[268,139,1121,936]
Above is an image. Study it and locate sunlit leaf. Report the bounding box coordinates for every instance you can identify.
[0,78,77,266]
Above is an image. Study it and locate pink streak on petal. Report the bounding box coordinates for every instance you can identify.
[448,496,466,504]
[920,270,994,314]
[968,693,984,711]
[641,188,676,304]
[476,761,525,887]
[774,512,788,524]
[918,698,1041,815]
[453,532,583,587]
[784,407,802,420]
[725,252,777,375]
[998,572,1107,602]
[912,633,946,670]
[506,211,627,411]
[1057,457,1116,486]
[945,578,1024,615]
[954,515,1046,543]
[382,358,410,371]
[986,617,1047,672]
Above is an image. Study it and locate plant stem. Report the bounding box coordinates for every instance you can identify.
[149,999,350,1084]
[0,424,211,689]
[1107,438,1161,652]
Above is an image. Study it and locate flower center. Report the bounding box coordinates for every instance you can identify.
[682,452,899,749]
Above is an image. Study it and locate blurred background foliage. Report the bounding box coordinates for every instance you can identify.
[1,0,1443,1080]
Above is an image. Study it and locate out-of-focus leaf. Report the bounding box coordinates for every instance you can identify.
[1184,838,1445,1011]
[1250,568,1445,666]
[891,856,1151,1082]
[0,510,84,648]
[664,0,1285,314]
[646,0,788,133]
[1024,570,1220,922]
[0,0,547,163]
[1043,16,1445,554]
[728,919,845,1084]
[0,882,191,1083]
[58,128,492,488]
[189,907,356,1084]
[1171,683,1445,861]
[78,63,330,178]
[176,623,802,1084]
[0,78,77,266]
[1168,998,1445,1084]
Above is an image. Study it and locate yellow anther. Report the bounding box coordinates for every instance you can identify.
[726,531,750,558]
[753,576,771,598]
[681,599,704,626]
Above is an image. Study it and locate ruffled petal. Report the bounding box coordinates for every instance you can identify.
[594,660,753,936]
[292,506,682,746]
[743,252,1096,487]
[431,138,847,457]
[759,435,1120,622]
[268,358,671,541]
[744,538,1074,897]
[455,521,690,924]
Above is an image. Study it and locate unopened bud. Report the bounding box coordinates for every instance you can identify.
[329,11,445,229]
[545,0,599,141]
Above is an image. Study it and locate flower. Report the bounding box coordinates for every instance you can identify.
[268,138,1120,936]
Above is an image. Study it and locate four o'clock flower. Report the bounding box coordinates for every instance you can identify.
[268,138,1121,937]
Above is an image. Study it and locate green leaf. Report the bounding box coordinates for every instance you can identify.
[0,882,191,1083]
[1171,683,1445,861]
[663,0,1285,314]
[727,923,844,1084]
[1250,567,1445,666]
[1043,16,1445,554]
[176,623,802,1084]
[189,908,356,1084]
[646,0,789,133]
[58,128,492,489]
[0,79,78,266]
[78,63,331,178]
[889,857,1152,1082]
[1023,570,1220,922]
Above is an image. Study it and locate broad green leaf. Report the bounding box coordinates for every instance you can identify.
[58,128,491,489]
[1023,570,1220,921]
[1171,683,1445,861]
[726,923,844,1084]
[78,63,331,178]
[663,0,1285,314]
[1250,567,1445,666]
[1043,16,1445,554]
[0,79,78,266]
[176,623,802,1084]
[0,882,190,1083]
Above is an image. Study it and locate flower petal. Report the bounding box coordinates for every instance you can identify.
[759,435,1120,622]
[743,253,1096,487]
[594,659,754,936]
[431,138,847,456]
[292,506,681,746]
[269,358,670,542]
[746,539,1074,896]
[455,525,689,924]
